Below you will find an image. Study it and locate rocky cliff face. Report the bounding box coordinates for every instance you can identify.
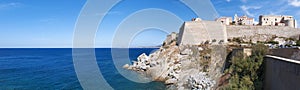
[124,33,227,90]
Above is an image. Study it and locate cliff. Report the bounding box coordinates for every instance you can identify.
[124,33,227,89]
[123,23,300,89]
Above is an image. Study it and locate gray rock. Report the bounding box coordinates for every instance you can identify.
[123,64,130,69]
[180,48,193,55]
[138,53,149,63]
[165,78,178,85]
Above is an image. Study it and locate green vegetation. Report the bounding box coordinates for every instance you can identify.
[232,38,242,43]
[285,38,295,41]
[296,40,300,46]
[256,40,279,45]
[200,48,212,72]
[223,44,269,90]
[204,40,210,44]
[212,39,217,43]
[267,41,279,45]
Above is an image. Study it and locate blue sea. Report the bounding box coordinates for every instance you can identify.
[0,48,165,90]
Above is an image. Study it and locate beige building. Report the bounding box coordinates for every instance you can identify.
[259,15,297,28]
[232,48,252,57]
[234,14,255,25]
[216,17,232,25]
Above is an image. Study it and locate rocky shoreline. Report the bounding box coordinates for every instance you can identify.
[123,33,227,89]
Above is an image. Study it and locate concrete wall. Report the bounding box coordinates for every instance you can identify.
[264,55,300,90]
[177,20,227,45]
[269,48,300,60]
[227,26,300,40]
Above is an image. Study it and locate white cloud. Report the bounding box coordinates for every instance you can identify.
[240,5,261,17]
[226,0,231,2]
[288,0,300,7]
[0,2,21,9]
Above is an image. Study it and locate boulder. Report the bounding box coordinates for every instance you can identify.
[165,78,177,85]
[180,48,193,55]
[123,64,130,69]
[198,47,204,51]
[138,53,149,62]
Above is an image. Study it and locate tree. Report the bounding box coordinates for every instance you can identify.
[222,44,268,90]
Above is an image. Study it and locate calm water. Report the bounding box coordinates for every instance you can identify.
[0,48,165,90]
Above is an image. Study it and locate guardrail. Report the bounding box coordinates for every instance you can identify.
[265,55,300,64]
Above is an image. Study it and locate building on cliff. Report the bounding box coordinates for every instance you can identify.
[177,18,228,45]
[233,14,255,25]
[216,17,232,25]
[216,14,254,25]
[259,15,297,28]
[216,14,298,28]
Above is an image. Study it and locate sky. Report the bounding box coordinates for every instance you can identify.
[0,0,300,48]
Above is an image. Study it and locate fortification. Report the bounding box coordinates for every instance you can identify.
[177,19,227,45]
[227,26,300,40]
[177,17,300,46]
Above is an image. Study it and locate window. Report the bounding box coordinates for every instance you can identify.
[275,19,277,21]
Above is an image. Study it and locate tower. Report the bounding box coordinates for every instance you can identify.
[234,14,238,25]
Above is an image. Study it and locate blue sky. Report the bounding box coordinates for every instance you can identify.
[0,0,300,48]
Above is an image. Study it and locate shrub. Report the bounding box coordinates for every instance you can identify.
[296,40,300,46]
[285,38,295,41]
[267,41,279,44]
[233,38,242,43]
[212,39,217,42]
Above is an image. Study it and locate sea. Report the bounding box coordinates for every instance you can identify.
[0,48,166,90]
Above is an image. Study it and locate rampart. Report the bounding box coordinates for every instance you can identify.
[227,26,300,40]
[177,21,227,45]
[177,22,300,46]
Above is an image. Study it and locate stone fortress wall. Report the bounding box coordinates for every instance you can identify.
[177,20,227,45]
[227,25,300,40]
[177,19,300,46]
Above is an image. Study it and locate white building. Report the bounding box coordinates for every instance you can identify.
[259,15,297,28]
[234,14,255,25]
[216,17,232,25]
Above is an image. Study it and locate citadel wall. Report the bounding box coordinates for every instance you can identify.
[227,26,300,40]
[177,21,227,45]
[177,22,300,46]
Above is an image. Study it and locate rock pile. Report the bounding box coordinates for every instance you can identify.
[187,72,215,90]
